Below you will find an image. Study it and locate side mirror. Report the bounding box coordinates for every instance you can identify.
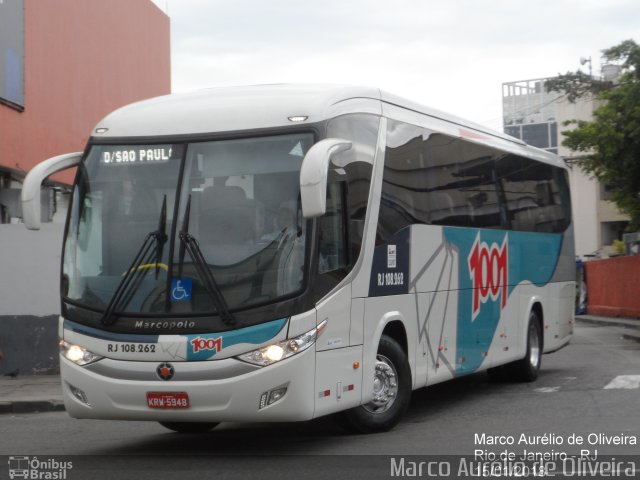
[21,152,83,230]
[300,138,351,218]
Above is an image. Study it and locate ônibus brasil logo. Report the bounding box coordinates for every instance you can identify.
[190,336,222,354]
[468,232,509,320]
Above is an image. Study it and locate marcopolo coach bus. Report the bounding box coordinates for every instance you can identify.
[22,85,574,433]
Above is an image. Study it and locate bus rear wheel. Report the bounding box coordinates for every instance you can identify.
[337,334,411,434]
[507,310,542,382]
[159,422,219,433]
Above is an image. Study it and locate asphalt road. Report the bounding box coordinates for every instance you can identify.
[1,322,639,479]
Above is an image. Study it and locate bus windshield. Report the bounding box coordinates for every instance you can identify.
[63,133,314,317]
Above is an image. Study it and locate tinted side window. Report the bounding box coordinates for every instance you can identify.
[497,155,571,233]
[377,121,503,243]
[426,135,502,229]
[377,121,431,243]
[377,120,571,239]
[553,168,572,229]
[318,182,348,274]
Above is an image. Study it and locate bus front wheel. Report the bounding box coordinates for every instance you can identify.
[159,422,219,434]
[337,334,411,434]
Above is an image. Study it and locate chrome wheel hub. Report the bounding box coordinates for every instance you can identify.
[363,354,399,414]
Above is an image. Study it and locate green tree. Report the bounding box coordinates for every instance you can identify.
[546,39,640,230]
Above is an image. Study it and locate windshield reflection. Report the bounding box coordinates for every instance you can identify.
[63,133,314,316]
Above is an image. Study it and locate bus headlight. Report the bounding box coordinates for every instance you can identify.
[237,319,327,367]
[60,340,103,366]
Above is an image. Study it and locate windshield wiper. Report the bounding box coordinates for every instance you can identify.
[101,196,167,326]
[155,196,168,278]
[177,195,235,326]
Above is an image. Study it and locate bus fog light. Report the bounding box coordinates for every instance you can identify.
[259,392,269,409]
[60,340,103,366]
[236,319,327,367]
[268,387,287,405]
[258,386,288,409]
[68,383,90,405]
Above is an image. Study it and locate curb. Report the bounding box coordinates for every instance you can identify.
[575,315,640,330]
[576,315,640,344]
[0,400,65,415]
[621,330,640,343]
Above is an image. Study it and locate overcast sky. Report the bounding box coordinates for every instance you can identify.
[152,0,639,130]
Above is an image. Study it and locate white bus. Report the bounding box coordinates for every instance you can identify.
[22,85,574,433]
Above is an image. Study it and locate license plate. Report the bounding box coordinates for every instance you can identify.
[146,392,190,409]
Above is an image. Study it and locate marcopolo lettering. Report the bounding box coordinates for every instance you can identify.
[134,320,196,330]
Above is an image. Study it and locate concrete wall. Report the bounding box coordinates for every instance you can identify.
[0,315,59,375]
[0,222,65,374]
[556,96,599,158]
[568,166,599,258]
[585,256,640,318]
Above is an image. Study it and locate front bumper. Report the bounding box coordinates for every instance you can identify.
[61,345,316,422]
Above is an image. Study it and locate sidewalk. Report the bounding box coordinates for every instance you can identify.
[0,315,638,415]
[0,375,63,414]
[576,314,640,342]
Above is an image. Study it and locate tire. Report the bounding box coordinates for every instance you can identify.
[159,422,219,433]
[506,310,542,382]
[337,335,411,434]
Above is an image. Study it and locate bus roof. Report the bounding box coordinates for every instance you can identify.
[94,84,379,138]
[92,84,565,169]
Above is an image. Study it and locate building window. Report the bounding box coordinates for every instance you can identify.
[0,0,25,109]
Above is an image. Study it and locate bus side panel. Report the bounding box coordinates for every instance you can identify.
[542,281,574,352]
[405,224,571,384]
[362,294,418,399]
[409,225,461,386]
[313,345,363,418]
[484,288,533,369]
[441,227,565,375]
[418,291,459,386]
[350,297,365,346]
[288,309,317,338]
[474,281,574,371]
[315,285,352,352]
[543,222,575,352]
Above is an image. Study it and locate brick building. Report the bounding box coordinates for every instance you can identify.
[0,0,170,223]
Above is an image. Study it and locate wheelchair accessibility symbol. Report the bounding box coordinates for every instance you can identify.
[171,278,193,302]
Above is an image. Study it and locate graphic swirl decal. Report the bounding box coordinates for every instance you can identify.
[443,227,562,374]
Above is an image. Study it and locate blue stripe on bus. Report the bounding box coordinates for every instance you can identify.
[183,317,288,361]
[63,318,289,357]
[63,320,159,343]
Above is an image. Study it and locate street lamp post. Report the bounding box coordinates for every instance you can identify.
[580,56,593,77]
